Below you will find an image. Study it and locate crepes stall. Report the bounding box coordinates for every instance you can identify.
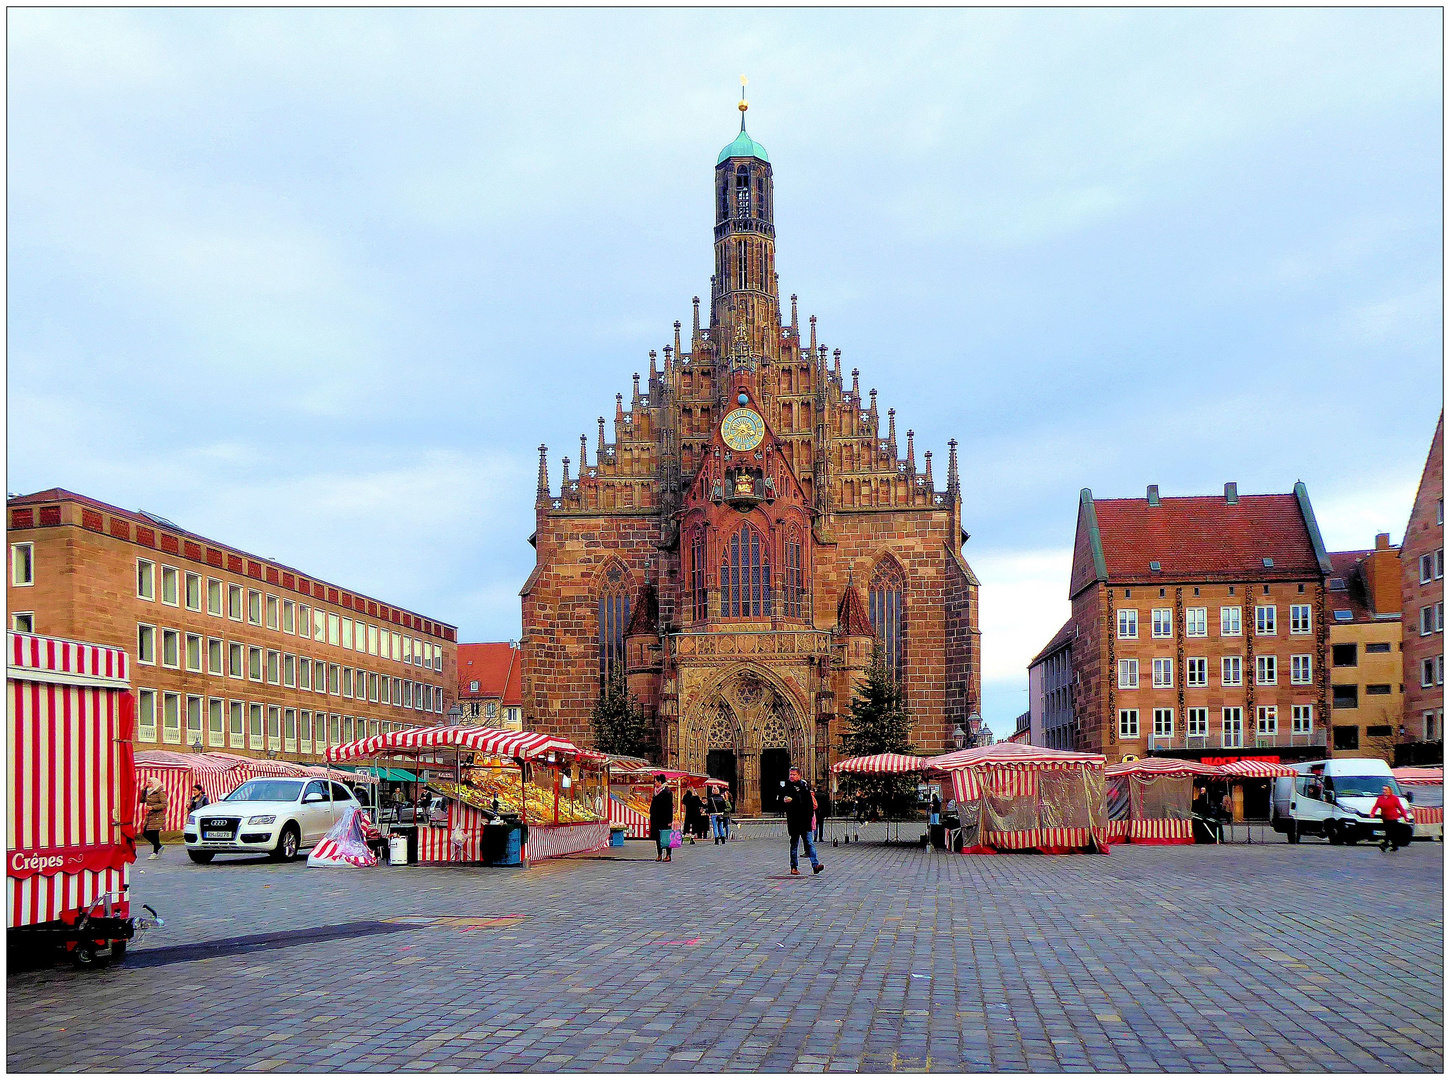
[929,744,1111,855]
[1103,758,1221,844]
[326,726,610,864]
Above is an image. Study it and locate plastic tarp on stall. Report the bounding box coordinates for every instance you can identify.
[929,744,1110,854]
[1103,758,1220,844]
[1394,768,1443,834]
[307,806,382,868]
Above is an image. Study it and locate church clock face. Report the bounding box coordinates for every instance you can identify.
[721,408,766,451]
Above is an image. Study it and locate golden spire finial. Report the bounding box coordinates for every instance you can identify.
[738,74,748,129]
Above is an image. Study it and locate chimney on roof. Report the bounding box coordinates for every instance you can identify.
[1224,482,1238,505]
[1146,484,1160,507]
[1375,532,1391,550]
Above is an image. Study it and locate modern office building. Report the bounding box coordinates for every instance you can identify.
[1324,538,1403,761]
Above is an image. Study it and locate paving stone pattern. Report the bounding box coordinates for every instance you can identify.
[6,836,1443,1072]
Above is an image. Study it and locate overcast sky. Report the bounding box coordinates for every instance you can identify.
[8,8,1442,733]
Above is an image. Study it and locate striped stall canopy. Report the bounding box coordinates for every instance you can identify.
[831,753,932,775]
[9,630,129,685]
[324,725,580,764]
[1393,767,1444,786]
[1104,758,1222,778]
[1216,759,1298,778]
[930,743,1107,773]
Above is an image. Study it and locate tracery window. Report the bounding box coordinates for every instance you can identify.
[720,524,771,618]
[869,560,906,684]
[735,167,751,219]
[597,566,631,685]
[690,531,708,621]
[784,526,804,618]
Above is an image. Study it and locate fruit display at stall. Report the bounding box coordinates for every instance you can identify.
[457,768,605,824]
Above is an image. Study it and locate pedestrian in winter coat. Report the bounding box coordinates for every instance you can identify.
[140,778,168,859]
[781,766,823,875]
[707,788,730,844]
[682,788,704,844]
[1371,786,1411,852]
[187,784,209,813]
[650,776,675,862]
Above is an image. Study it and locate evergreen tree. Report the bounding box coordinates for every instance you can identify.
[591,664,646,758]
[840,642,917,819]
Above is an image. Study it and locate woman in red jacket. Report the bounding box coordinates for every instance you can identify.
[1370,786,1410,852]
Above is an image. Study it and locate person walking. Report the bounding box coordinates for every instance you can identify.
[707,786,729,844]
[929,791,941,825]
[1371,785,1411,852]
[650,775,675,863]
[139,777,168,860]
[187,784,209,814]
[782,766,823,876]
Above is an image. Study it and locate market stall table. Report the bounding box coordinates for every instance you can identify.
[1393,766,1443,839]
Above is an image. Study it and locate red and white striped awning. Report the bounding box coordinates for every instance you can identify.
[134,750,236,775]
[324,725,580,764]
[1393,766,1444,786]
[1105,758,1221,778]
[929,743,1107,773]
[831,753,932,775]
[1216,759,1298,778]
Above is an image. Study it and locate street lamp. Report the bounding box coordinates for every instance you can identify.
[447,704,462,726]
[967,713,984,747]
[952,725,966,750]
[191,738,203,754]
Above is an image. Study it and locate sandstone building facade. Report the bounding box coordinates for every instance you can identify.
[519,111,982,812]
[1400,410,1444,745]
[1062,483,1332,763]
[7,488,457,762]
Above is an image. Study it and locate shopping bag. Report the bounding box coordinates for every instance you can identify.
[667,829,683,849]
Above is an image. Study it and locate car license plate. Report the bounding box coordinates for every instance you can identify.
[203,830,231,839]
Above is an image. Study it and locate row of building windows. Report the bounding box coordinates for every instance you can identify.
[134,689,415,750]
[1117,604,1312,640]
[134,624,445,712]
[1118,704,1314,742]
[133,558,444,671]
[1117,654,1313,689]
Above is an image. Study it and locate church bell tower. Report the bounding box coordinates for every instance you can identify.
[710,79,780,367]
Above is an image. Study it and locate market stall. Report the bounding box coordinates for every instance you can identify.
[1103,758,1221,844]
[928,744,1111,854]
[1393,766,1443,839]
[133,751,240,831]
[326,726,610,864]
[831,754,935,843]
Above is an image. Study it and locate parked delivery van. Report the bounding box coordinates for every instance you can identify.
[1271,758,1414,845]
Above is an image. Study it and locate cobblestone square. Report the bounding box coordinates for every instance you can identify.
[6,836,1443,1072]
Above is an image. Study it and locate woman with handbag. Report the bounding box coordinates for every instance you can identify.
[650,775,675,863]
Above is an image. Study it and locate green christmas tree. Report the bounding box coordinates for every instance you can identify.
[840,641,917,819]
[591,664,646,758]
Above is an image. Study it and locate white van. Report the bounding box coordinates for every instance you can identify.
[1271,759,1414,845]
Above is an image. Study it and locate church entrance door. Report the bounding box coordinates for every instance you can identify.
[759,748,791,814]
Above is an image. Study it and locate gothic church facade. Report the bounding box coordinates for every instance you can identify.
[520,109,982,814]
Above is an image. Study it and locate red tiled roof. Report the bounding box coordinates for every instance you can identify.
[457,642,522,706]
[1089,493,1322,583]
[1028,618,1075,668]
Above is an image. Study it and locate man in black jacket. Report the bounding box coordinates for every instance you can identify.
[650,775,675,863]
[782,766,823,876]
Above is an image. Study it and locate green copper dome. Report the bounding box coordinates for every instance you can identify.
[717,127,770,166]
